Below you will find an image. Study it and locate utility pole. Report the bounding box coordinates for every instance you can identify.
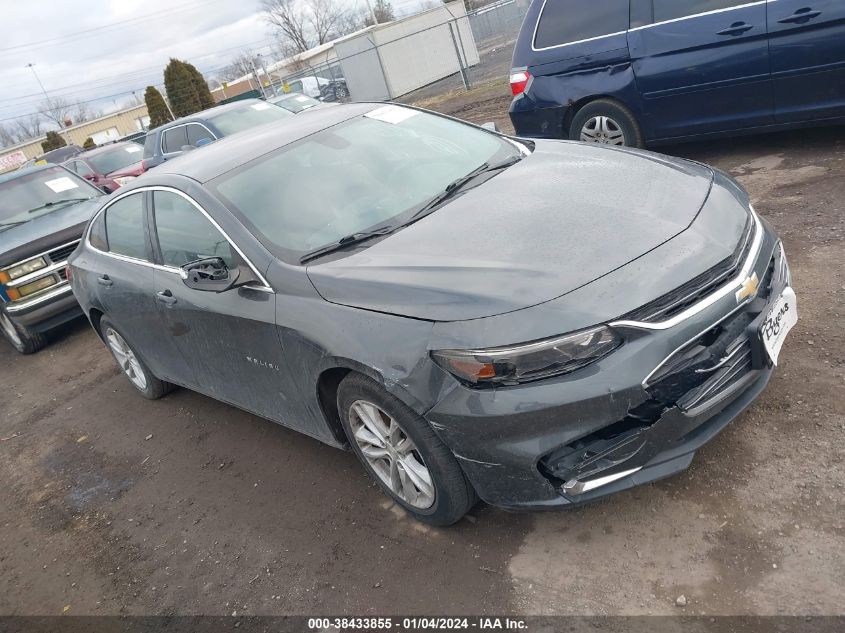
[26,63,67,139]
[257,53,273,96]
[363,0,378,24]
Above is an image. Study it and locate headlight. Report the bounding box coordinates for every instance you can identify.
[431,326,623,386]
[114,176,136,186]
[16,275,57,298]
[0,257,47,283]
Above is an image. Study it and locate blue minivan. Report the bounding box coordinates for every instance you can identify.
[509,0,845,147]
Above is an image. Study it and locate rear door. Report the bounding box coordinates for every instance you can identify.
[628,0,772,139]
[149,188,297,422]
[767,0,845,122]
[90,191,186,382]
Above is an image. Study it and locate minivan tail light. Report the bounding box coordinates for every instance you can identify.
[510,70,531,96]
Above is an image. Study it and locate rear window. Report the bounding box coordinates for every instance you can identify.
[206,102,293,136]
[87,145,143,174]
[534,0,629,49]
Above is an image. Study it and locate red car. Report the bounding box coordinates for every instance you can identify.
[63,141,148,193]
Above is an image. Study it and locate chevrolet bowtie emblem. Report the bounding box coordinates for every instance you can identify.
[735,272,760,303]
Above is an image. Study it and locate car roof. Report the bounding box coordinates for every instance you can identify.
[0,163,61,185]
[153,102,378,183]
[147,99,273,133]
[73,141,137,159]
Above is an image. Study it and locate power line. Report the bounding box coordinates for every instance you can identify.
[0,0,230,54]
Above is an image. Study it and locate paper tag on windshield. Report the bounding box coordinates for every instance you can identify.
[295,96,309,102]
[45,177,79,193]
[365,105,419,125]
[251,102,271,110]
[124,145,142,153]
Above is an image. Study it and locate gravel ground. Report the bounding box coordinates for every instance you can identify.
[1,88,843,617]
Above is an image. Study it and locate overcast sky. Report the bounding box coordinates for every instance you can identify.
[0,0,429,125]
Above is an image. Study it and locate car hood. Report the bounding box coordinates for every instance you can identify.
[306,141,714,322]
[0,197,102,267]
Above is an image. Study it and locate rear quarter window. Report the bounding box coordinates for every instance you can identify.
[534,0,629,50]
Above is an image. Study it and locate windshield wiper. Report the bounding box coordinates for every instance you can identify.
[300,226,395,264]
[27,197,95,214]
[407,155,523,223]
[0,219,29,232]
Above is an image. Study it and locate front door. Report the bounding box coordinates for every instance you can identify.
[148,188,296,422]
[628,0,773,139]
[767,0,845,123]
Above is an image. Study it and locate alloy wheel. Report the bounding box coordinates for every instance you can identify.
[580,116,626,145]
[105,327,148,391]
[348,399,435,509]
[0,312,22,347]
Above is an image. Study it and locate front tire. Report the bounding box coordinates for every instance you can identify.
[0,310,48,354]
[99,316,174,400]
[570,99,644,148]
[337,373,476,526]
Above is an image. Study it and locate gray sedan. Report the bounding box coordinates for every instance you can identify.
[68,103,796,525]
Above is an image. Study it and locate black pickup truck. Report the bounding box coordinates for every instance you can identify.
[0,164,103,353]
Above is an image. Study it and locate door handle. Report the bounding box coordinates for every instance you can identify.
[156,289,177,307]
[778,8,821,24]
[717,22,754,36]
[97,275,113,288]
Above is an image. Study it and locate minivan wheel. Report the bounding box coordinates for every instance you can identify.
[337,373,477,526]
[570,99,644,148]
[99,316,174,400]
[0,311,48,354]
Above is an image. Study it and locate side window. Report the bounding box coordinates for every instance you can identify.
[289,80,303,93]
[162,126,188,154]
[652,0,749,23]
[152,191,234,269]
[104,193,149,260]
[185,123,212,146]
[89,211,108,251]
[143,133,157,159]
[75,161,95,177]
[630,0,653,28]
[534,0,628,49]
[66,162,78,173]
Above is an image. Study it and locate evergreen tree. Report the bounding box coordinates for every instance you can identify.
[82,137,96,150]
[164,59,201,117]
[184,62,215,110]
[41,131,67,153]
[144,86,173,128]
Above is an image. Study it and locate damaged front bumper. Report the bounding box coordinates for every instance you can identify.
[426,223,788,511]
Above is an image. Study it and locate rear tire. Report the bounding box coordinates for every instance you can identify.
[99,316,174,400]
[337,373,477,526]
[570,99,644,148]
[0,311,48,354]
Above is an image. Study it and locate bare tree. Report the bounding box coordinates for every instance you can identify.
[219,50,261,82]
[71,100,101,124]
[0,123,21,148]
[263,0,350,54]
[15,113,45,141]
[37,97,74,129]
[263,0,310,54]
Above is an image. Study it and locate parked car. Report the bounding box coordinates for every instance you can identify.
[268,92,324,113]
[509,0,845,147]
[64,141,148,193]
[142,99,294,168]
[17,144,85,171]
[70,103,795,525]
[285,76,349,102]
[1,165,104,353]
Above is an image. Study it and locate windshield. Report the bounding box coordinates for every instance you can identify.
[87,144,144,174]
[206,101,293,136]
[211,105,519,263]
[0,167,100,228]
[269,94,321,113]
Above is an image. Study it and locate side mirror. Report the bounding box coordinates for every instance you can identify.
[181,257,239,293]
[481,122,501,133]
[195,137,213,147]
[83,174,96,181]
[180,145,196,152]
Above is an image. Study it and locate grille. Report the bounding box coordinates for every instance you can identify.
[46,241,79,264]
[621,216,755,323]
